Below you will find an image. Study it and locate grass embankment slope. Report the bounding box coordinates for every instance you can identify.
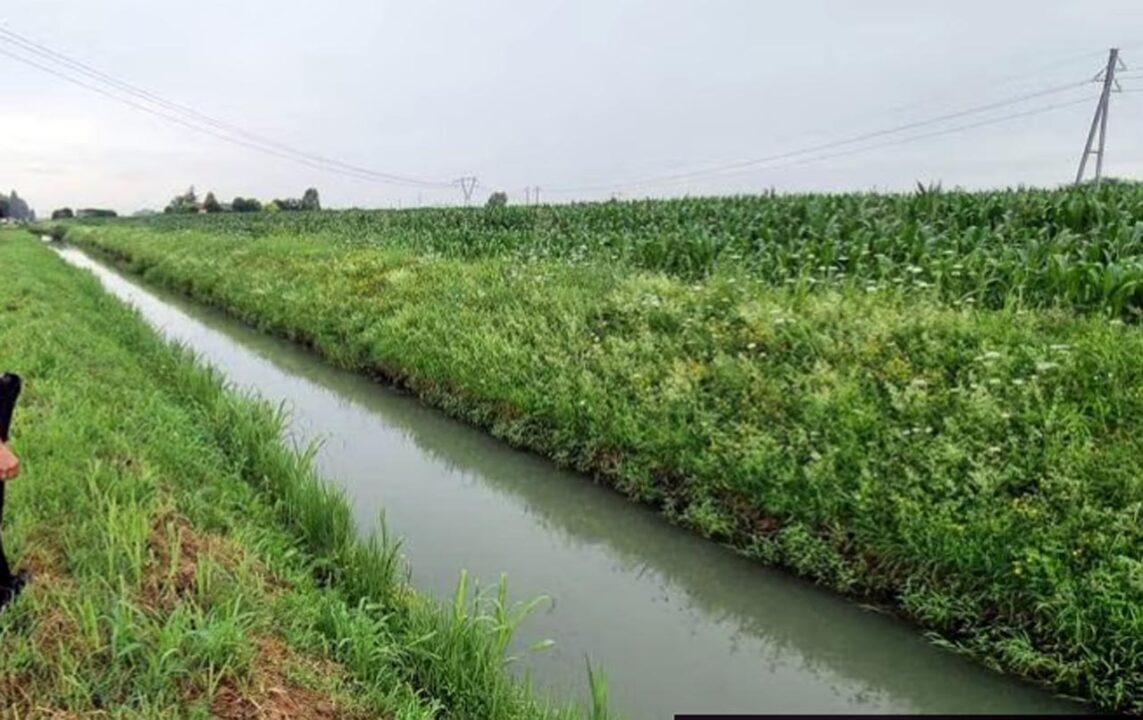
[0,231,603,718]
[68,187,1143,714]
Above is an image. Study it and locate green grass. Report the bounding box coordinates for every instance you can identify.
[0,231,608,718]
[70,182,1143,316]
[61,186,1143,715]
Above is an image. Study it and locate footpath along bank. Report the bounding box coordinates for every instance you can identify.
[63,187,1143,714]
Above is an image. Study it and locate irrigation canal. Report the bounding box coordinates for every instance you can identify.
[54,244,1083,718]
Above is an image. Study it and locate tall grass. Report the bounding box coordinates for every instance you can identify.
[63,186,1143,714]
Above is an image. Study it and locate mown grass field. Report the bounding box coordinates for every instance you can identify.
[65,186,1143,714]
[0,230,607,719]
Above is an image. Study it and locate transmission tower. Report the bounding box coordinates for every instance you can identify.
[1075,48,1125,187]
[455,176,479,204]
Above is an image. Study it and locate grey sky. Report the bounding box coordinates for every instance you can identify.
[3,0,1143,214]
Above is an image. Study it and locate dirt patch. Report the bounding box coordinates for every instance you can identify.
[210,637,368,720]
[141,512,244,611]
[0,671,87,719]
[17,523,73,588]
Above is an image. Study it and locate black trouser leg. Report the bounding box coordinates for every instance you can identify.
[0,373,21,590]
[0,483,12,587]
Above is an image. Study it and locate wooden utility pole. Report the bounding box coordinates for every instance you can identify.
[1075,48,1124,187]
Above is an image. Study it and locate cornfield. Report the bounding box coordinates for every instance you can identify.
[86,182,1143,316]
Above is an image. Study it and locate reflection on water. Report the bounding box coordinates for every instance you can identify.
[55,246,1083,718]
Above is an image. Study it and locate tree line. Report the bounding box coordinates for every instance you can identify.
[0,190,35,221]
[163,187,320,214]
[50,208,117,220]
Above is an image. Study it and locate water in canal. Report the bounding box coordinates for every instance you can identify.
[54,245,1082,718]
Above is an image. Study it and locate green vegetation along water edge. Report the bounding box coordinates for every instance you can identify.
[0,230,608,718]
[59,185,1143,714]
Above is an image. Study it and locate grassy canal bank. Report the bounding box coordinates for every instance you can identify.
[61,188,1143,714]
[0,231,605,718]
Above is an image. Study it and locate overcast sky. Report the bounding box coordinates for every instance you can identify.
[3,0,1143,214]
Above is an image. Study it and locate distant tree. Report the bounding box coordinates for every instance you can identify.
[51,207,75,220]
[301,187,321,211]
[203,192,222,213]
[485,191,508,208]
[5,191,32,221]
[0,195,9,219]
[164,186,199,214]
[263,200,281,213]
[132,209,158,218]
[273,197,305,212]
[232,197,263,213]
[77,208,118,218]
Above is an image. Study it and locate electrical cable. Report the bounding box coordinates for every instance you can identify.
[0,27,454,189]
[545,79,1092,194]
[647,95,1099,189]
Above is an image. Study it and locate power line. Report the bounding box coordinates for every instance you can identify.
[533,45,1119,196]
[633,95,1098,190]
[545,78,1091,194]
[862,47,1109,122]
[0,46,418,187]
[0,26,453,189]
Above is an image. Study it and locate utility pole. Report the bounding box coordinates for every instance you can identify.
[524,185,541,205]
[455,176,479,205]
[1075,48,1124,187]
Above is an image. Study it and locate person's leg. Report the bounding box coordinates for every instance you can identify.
[0,374,24,604]
[0,483,11,587]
